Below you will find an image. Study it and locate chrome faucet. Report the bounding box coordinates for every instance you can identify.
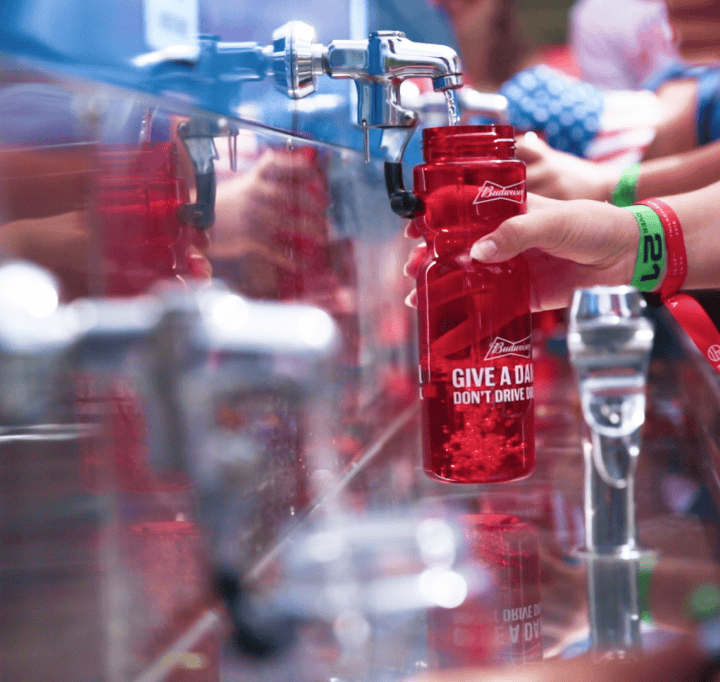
[139,23,462,224]
[177,115,240,230]
[0,266,337,453]
[568,286,655,659]
[269,21,463,161]
[0,261,338,659]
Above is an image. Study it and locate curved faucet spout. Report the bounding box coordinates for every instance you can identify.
[367,32,462,91]
[269,22,463,160]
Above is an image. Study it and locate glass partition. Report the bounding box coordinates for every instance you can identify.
[1,60,719,682]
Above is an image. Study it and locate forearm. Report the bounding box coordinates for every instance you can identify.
[636,140,720,201]
[659,180,720,290]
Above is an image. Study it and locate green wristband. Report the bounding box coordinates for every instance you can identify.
[611,163,641,207]
[627,205,666,291]
[638,555,657,625]
[686,583,720,622]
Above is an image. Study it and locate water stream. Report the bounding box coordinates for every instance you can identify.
[445,90,459,126]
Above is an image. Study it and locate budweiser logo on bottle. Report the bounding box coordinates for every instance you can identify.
[485,335,532,360]
[473,180,525,205]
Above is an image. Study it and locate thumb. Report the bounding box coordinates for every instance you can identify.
[470,199,639,270]
[469,209,565,263]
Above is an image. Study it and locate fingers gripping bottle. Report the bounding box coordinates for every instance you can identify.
[413,125,534,483]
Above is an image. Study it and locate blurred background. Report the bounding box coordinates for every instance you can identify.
[2,1,720,682]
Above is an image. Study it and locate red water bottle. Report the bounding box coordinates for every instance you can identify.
[412,125,534,483]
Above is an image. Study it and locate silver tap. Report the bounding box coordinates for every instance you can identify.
[568,286,655,658]
[0,260,338,477]
[0,261,81,426]
[269,21,463,160]
[0,260,339,658]
[177,115,241,229]
[0,263,337,451]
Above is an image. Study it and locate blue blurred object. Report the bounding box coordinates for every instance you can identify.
[499,65,604,157]
[0,0,458,162]
[0,84,91,145]
[238,78,386,157]
[0,83,171,145]
[0,0,344,125]
[0,0,454,140]
[368,0,456,50]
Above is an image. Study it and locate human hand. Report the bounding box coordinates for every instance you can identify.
[469,194,639,311]
[209,147,331,263]
[404,195,639,312]
[516,133,619,202]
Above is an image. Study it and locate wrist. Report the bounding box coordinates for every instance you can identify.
[634,199,687,299]
[617,207,642,286]
[625,205,666,292]
[638,554,658,625]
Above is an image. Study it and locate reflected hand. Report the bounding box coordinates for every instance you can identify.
[402,221,427,309]
[0,210,92,299]
[516,134,618,202]
[209,148,331,263]
[540,553,586,642]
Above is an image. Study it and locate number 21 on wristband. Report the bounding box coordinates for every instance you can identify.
[627,205,666,291]
[642,233,662,282]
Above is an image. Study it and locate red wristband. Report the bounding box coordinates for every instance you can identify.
[635,198,687,298]
[634,199,720,375]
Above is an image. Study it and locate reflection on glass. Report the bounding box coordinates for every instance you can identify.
[427,513,542,669]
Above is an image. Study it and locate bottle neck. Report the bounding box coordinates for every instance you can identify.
[422,124,516,162]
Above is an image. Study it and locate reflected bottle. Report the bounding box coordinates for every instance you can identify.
[413,125,534,483]
[97,142,193,296]
[428,513,543,668]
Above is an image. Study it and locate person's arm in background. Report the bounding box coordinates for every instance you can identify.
[635,139,720,198]
[568,0,633,90]
[516,134,720,203]
[0,144,97,299]
[0,145,94,221]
